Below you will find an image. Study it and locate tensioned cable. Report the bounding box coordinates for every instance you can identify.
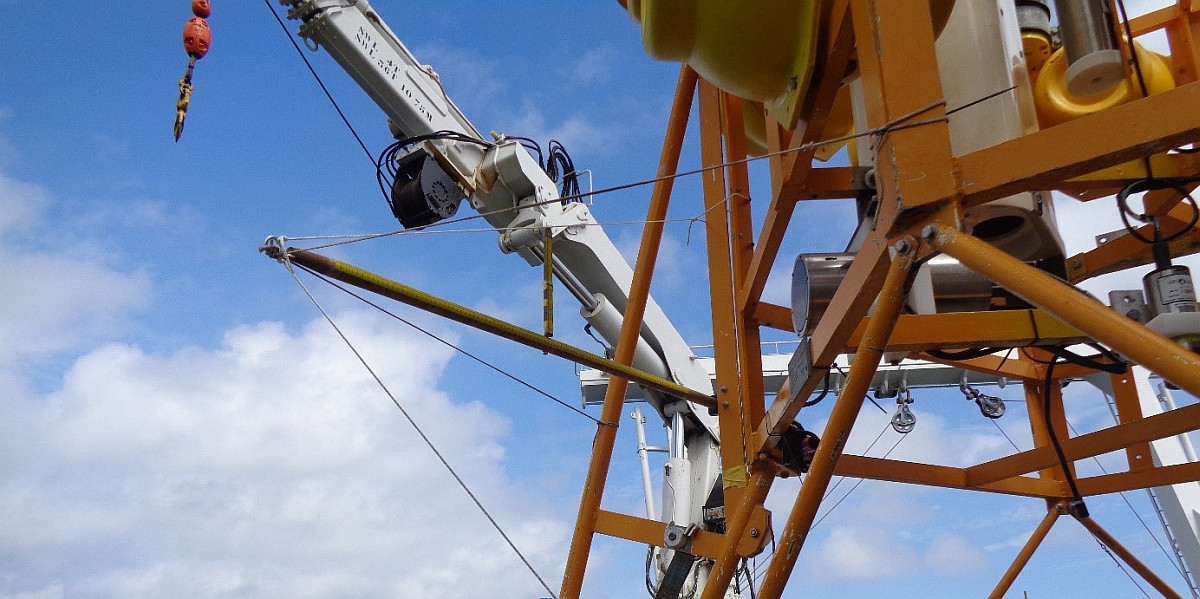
[268,212,718,252]
[278,90,996,254]
[749,421,907,586]
[265,0,375,165]
[812,430,907,530]
[1064,418,1185,582]
[280,257,558,598]
[294,262,601,424]
[1097,538,1155,599]
[992,418,1022,452]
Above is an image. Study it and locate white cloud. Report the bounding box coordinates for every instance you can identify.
[0,310,567,599]
[505,99,617,156]
[0,170,151,363]
[807,525,919,581]
[925,534,987,575]
[571,48,619,86]
[1053,192,1200,302]
[0,169,48,237]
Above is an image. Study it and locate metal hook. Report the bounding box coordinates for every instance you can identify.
[976,392,1006,419]
[960,380,1005,419]
[891,389,916,433]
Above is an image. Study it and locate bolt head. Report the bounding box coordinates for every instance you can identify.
[893,239,912,255]
[921,225,938,241]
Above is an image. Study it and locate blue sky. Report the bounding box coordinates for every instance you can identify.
[2,1,1198,598]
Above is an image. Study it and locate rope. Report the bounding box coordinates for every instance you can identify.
[295,262,602,424]
[264,0,375,165]
[1065,418,1186,583]
[271,90,978,254]
[749,420,907,587]
[279,253,559,599]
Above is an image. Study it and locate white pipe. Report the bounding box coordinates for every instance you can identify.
[632,407,659,521]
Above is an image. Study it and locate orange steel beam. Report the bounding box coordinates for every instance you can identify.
[844,310,1087,353]
[1078,460,1200,496]
[1077,516,1184,598]
[1066,201,1200,283]
[723,92,769,435]
[835,455,1070,499]
[968,400,1200,487]
[739,0,856,314]
[759,232,890,445]
[559,66,697,599]
[851,0,957,211]
[919,352,1044,382]
[1132,2,1200,85]
[957,82,1200,208]
[1108,372,1155,472]
[792,166,858,200]
[1056,153,1200,193]
[756,247,914,599]
[752,0,958,452]
[931,224,1200,397]
[698,463,778,599]
[753,301,794,333]
[698,81,757,506]
[989,505,1063,599]
[593,509,769,561]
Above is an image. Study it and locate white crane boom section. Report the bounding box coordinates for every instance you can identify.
[277,0,720,438]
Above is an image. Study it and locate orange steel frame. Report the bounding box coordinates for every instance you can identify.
[559,0,1200,598]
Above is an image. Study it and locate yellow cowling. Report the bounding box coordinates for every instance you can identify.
[629,0,821,132]
[1033,41,1176,128]
[626,0,955,158]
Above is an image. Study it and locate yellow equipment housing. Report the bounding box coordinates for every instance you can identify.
[625,0,956,158]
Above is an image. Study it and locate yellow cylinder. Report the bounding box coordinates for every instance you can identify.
[1033,41,1176,128]
[627,0,954,154]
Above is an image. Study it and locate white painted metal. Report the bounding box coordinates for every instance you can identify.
[581,352,1009,405]
[632,406,665,521]
[275,2,727,592]
[1088,367,1200,596]
[934,0,1063,262]
[1137,370,1200,596]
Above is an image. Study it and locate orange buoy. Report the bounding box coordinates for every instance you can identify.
[182,16,211,59]
[175,2,211,141]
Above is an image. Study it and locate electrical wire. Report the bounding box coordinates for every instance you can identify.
[546,140,582,202]
[1116,178,1200,248]
[1039,345,1128,513]
[1097,538,1155,599]
[376,131,494,214]
[281,257,559,599]
[926,347,1001,361]
[803,370,832,408]
[1063,418,1188,584]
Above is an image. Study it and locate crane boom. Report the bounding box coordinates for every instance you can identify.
[275,5,727,579]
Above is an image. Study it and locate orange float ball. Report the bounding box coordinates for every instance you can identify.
[182,17,211,59]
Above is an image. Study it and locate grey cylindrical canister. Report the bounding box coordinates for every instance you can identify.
[1144,265,1199,316]
[1053,0,1124,96]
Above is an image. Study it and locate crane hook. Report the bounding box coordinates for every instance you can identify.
[175,1,212,141]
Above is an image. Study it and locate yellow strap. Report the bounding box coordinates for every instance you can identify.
[723,465,748,489]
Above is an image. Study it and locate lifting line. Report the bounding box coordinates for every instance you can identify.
[277,250,559,599]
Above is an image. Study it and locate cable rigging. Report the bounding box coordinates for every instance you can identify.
[274,250,560,599]
[294,260,601,424]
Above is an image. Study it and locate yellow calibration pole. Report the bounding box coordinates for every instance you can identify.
[543,227,555,340]
[175,1,212,141]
